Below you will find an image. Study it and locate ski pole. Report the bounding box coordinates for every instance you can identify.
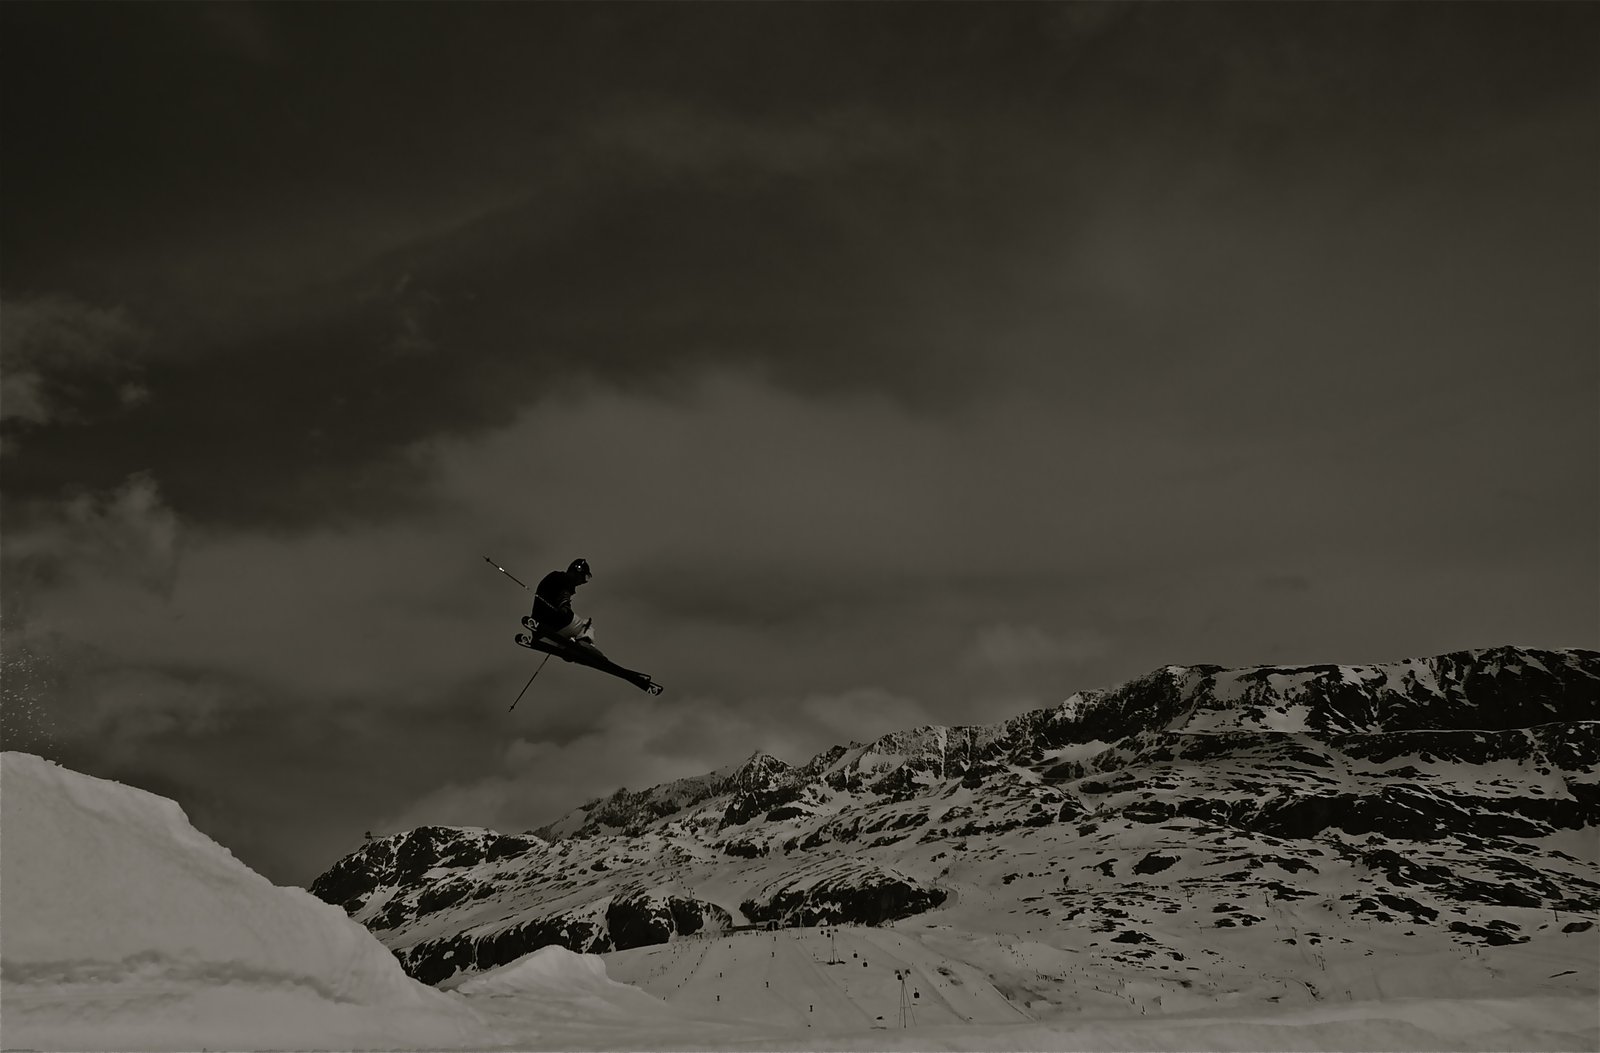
[483,555,530,590]
[510,652,551,711]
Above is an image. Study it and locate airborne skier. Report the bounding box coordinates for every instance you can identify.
[512,558,662,696]
[530,558,597,646]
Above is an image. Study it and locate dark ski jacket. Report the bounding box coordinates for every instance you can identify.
[532,569,581,630]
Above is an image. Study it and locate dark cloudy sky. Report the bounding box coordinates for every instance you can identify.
[2,3,1595,887]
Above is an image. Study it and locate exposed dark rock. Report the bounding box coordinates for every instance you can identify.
[398,914,609,985]
[416,878,473,914]
[1448,921,1529,946]
[394,892,734,985]
[1132,852,1178,875]
[721,752,802,826]
[310,826,543,912]
[740,869,946,927]
[608,892,732,951]
[1357,848,1453,887]
[1122,800,1173,824]
[1375,894,1439,924]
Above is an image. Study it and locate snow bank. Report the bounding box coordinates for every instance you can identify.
[460,945,619,996]
[455,945,766,1048]
[459,944,675,1014]
[0,752,492,1052]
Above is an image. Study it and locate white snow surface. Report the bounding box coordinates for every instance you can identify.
[0,752,493,1051]
[4,749,1598,1052]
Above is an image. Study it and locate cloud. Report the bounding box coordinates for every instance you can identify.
[194,3,284,66]
[7,362,1594,884]
[411,368,1205,595]
[590,102,932,179]
[383,693,813,835]
[2,369,1181,754]
[379,682,944,839]
[0,474,202,738]
[76,667,231,751]
[798,688,935,744]
[1,468,515,716]
[396,362,1597,700]
[3,472,180,610]
[0,296,147,431]
[1258,574,1314,595]
[966,624,1112,672]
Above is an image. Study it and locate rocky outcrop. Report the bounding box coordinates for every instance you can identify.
[309,826,544,914]
[740,867,947,927]
[391,891,733,985]
[607,891,732,950]
[721,751,802,826]
[397,909,609,985]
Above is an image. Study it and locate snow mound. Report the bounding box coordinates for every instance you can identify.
[456,945,741,1039]
[460,944,646,1002]
[0,752,491,1052]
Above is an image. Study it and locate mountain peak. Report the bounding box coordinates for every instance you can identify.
[740,747,787,767]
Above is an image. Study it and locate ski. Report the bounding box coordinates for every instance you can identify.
[513,625,663,696]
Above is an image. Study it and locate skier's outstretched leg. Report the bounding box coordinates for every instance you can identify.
[626,671,664,695]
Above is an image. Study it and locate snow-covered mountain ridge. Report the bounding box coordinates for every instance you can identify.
[311,646,1600,991]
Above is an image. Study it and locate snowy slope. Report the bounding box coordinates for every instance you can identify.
[0,752,495,1051]
[595,925,1596,1052]
[1,751,775,1052]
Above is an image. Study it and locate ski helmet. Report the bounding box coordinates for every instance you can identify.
[568,558,592,581]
